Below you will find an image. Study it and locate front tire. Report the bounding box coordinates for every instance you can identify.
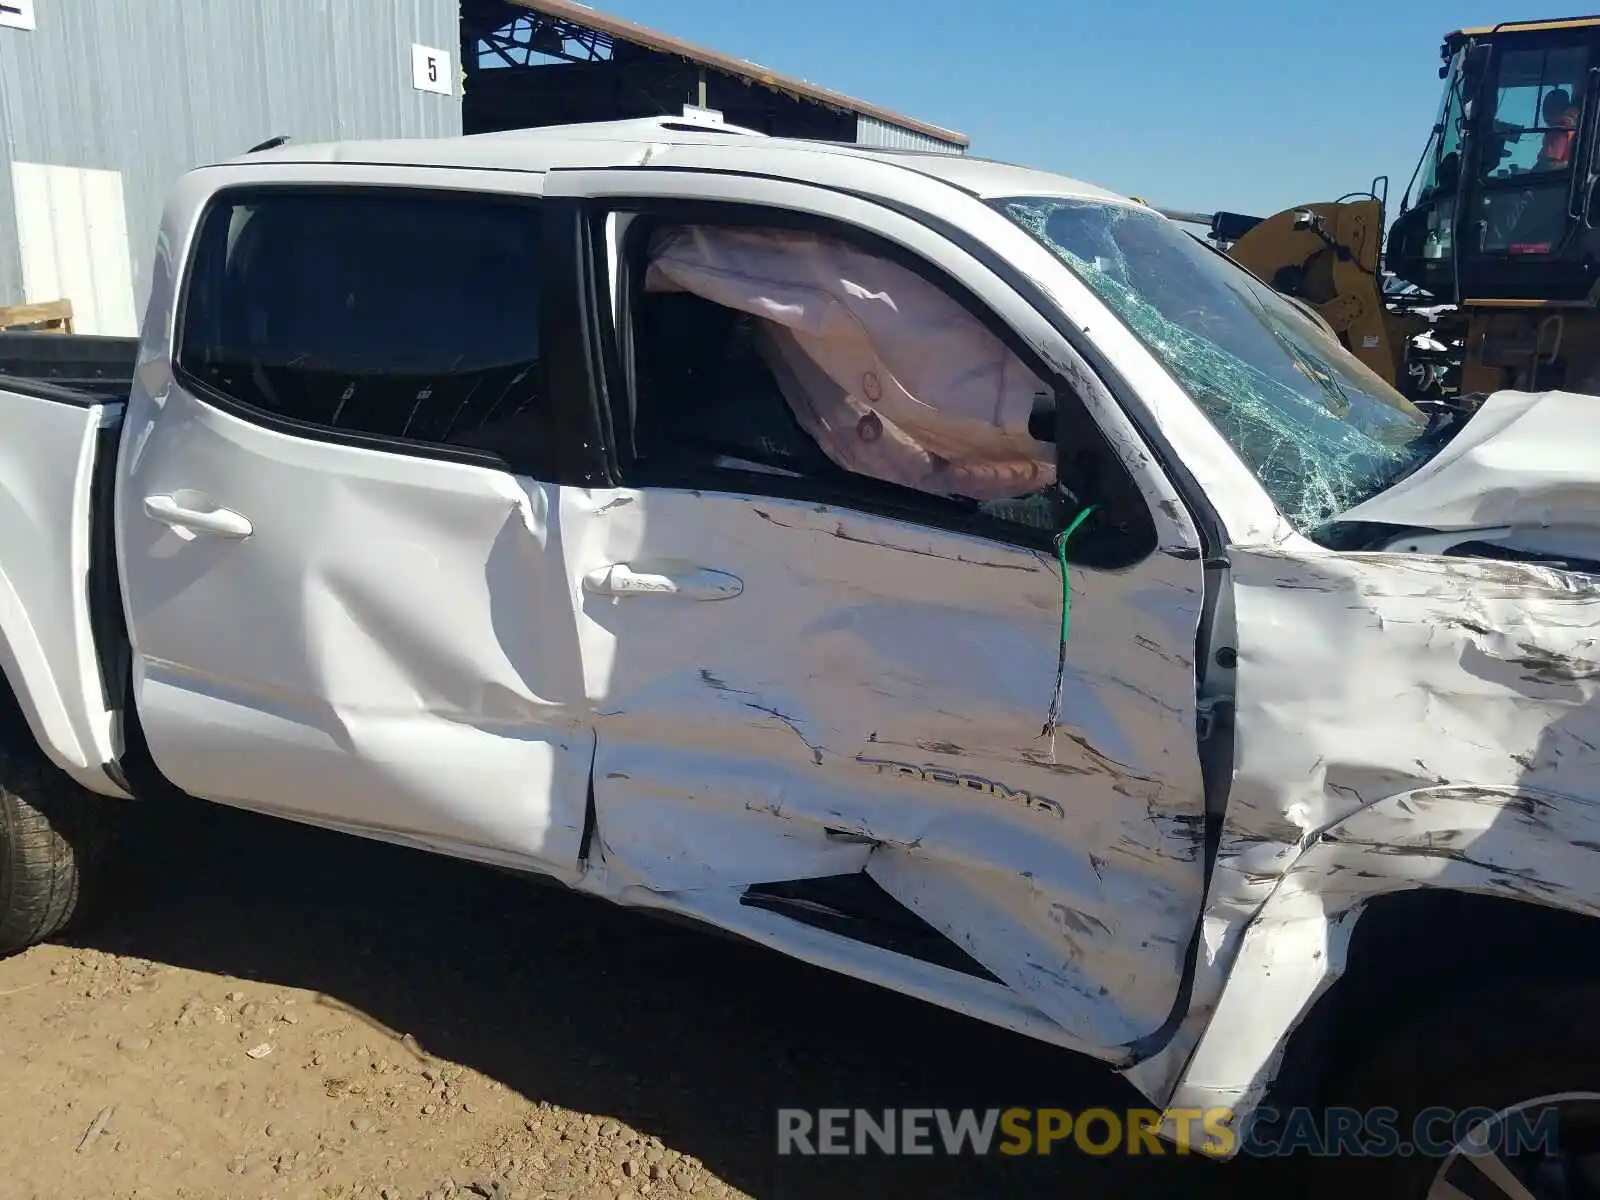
[1307,981,1600,1199]
[0,742,111,955]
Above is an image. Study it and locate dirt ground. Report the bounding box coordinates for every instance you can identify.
[0,799,1262,1200]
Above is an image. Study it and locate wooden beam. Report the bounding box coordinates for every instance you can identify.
[0,299,74,334]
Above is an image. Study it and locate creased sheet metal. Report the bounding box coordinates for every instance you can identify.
[1135,544,1600,1143]
[570,484,1208,1055]
[1338,387,1600,531]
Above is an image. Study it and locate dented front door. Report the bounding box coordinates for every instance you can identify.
[568,487,1208,1057]
[548,162,1212,1058]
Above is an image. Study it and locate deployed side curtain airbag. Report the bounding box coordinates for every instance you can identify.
[644,225,1056,500]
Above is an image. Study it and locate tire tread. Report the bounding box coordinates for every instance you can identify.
[0,745,108,955]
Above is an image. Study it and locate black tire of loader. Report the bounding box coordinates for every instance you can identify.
[0,742,111,956]
[1305,980,1600,1199]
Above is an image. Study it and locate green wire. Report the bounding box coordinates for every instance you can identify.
[1042,503,1099,741]
[1055,503,1098,646]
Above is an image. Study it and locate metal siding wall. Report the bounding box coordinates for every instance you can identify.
[10,162,139,334]
[854,114,966,155]
[0,0,462,323]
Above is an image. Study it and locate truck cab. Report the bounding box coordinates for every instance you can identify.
[5,118,1600,1197]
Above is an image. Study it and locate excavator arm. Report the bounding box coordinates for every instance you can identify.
[1228,198,1397,383]
[1148,194,1403,386]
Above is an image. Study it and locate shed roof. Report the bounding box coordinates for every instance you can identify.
[503,0,970,148]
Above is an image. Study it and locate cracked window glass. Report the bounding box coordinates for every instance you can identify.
[997,196,1431,530]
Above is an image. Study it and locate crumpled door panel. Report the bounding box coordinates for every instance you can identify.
[569,486,1207,1057]
[1224,548,1600,863]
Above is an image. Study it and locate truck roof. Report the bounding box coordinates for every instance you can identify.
[215,116,1136,209]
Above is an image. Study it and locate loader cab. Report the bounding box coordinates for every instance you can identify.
[1389,18,1600,307]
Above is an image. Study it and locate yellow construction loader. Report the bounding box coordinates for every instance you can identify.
[1153,14,1600,403]
[1151,188,1461,401]
[1150,186,1431,388]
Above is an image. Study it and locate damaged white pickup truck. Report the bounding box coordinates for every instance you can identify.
[4,116,1599,1196]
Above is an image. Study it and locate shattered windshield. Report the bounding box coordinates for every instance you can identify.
[998,196,1431,530]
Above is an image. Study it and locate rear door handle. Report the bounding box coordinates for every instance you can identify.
[582,563,742,601]
[143,494,254,539]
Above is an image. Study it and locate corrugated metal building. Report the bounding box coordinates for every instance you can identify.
[0,0,462,335]
[855,116,966,155]
[0,0,965,336]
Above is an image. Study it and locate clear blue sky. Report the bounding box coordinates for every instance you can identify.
[598,0,1513,219]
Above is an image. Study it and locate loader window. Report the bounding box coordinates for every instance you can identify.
[1480,46,1588,178]
[177,187,556,471]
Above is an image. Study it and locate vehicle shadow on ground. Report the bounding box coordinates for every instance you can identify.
[69,799,1277,1200]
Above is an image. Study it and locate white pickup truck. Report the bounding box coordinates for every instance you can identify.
[3,116,1599,1197]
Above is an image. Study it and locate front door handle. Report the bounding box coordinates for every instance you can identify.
[582,563,743,601]
[143,494,254,539]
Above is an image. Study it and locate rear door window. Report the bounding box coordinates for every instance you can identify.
[178,188,555,467]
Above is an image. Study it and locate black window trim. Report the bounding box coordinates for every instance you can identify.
[170,181,608,487]
[580,196,1160,570]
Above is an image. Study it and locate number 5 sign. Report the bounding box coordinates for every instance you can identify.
[411,44,453,96]
[0,0,38,31]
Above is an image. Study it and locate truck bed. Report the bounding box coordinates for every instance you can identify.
[0,332,138,400]
[0,377,129,796]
